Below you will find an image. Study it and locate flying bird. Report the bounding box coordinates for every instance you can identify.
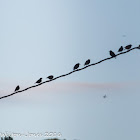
[125,44,132,50]
[103,95,107,98]
[73,63,80,70]
[109,50,116,58]
[35,78,42,84]
[47,75,54,80]
[15,85,20,92]
[84,59,90,66]
[118,46,123,52]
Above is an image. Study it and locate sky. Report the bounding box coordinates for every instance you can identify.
[0,0,140,140]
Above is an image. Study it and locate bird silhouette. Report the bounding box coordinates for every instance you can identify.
[109,50,116,58]
[73,63,80,70]
[47,75,54,80]
[118,46,123,52]
[35,78,42,84]
[15,85,20,92]
[103,95,107,98]
[84,59,90,66]
[125,44,132,50]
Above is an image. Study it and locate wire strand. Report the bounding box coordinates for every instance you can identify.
[0,46,139,100]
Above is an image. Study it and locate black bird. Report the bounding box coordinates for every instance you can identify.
[118,46,123,52]
[47,75,54,80]
[125,44,132,50]
[15,85,20,92]
[103,95,107,98]
[84,59,90,66]
[138,45,140,49]
[35,78,42,84]
[109,50,116,58]
[73,63,80,70]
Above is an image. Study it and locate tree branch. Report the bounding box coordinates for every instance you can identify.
[0,46,139,100]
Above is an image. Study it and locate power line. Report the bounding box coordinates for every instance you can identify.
[0,46,139,100]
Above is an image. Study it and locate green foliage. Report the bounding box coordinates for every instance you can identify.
[1,137,13,140]
[45,138,66,140]
[44,139,60,140]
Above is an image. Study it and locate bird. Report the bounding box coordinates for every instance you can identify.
[125,44,132,50]
[35,78,42,84]
[109,50,116,58]
[15,85,20,92]
[84,59,90,66]
[103,95,107,98]
[73,63,80,70]
[118,46,123,52]
[47,75,54,80]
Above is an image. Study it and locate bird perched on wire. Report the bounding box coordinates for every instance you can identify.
[109,50,116,58]
[84,59,90,66]
[125,44,132,50]
[73,63,80,70]
[118,46,123,52]
[47,75,54,80]
[35,78,42,84]
[15,85,20,92]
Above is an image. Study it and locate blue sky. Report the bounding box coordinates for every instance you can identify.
[0,0,140,140]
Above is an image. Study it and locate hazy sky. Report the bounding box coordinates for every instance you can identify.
[0,0,140,140]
